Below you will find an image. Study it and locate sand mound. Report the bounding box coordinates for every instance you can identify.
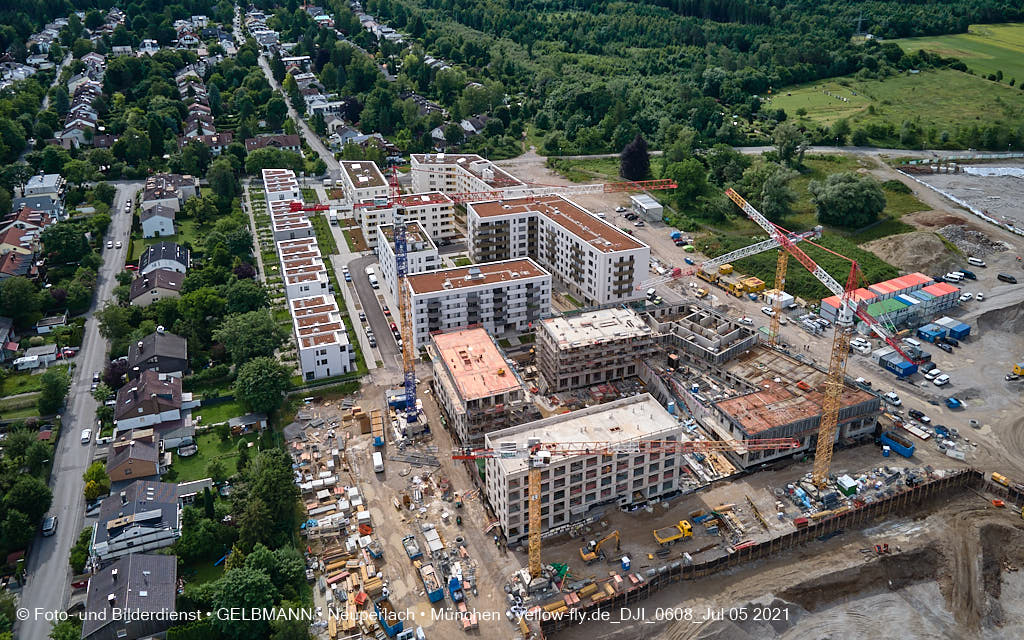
[976,303,1024,334]
[862,231,959,274]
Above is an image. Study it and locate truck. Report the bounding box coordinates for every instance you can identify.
[374,598,403,637]
[419,563,444,603]
[652,520,693,545]
[373,451,384,473]
[402,534,423,560]
[880,431,915,458]
[365,266,379,289]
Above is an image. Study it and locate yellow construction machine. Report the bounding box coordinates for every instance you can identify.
[579,530,620,564]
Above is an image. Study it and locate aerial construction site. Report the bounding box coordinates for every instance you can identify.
[289,152,1024,640]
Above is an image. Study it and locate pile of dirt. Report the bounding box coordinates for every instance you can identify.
[979,523,1024,627]
[862,231,960,274]
[777,547,942,611]
[905,210,969,228]
[938,224,1009,257]
[976,303,1024,334]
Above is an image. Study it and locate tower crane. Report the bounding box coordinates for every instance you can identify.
[724,188,921,488]
[454,436,801,579]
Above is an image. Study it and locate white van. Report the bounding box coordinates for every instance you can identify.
[944,273,963,283]
[967,257,986,267]
[372,451,384,473]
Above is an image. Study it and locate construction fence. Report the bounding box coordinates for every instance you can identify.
[540,467,983,637]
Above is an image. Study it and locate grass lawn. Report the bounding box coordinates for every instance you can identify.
[0,393,41,419]
[180,558,226,586]
[546,157,621,183]
[310,214,339,254]
[301,188,320,204]
[453,256,473,267]
[1,365,68,395]
[194,399,248,427]
[895,23,1024,84]
[129,219,202,260]
[171,431,258,483]
[342,228,368,252]
[771,68,1024,135]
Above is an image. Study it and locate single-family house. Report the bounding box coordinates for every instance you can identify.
[81,554,178,640]
[245,134,301,154]
[106,432,161,482]
[114,370,182,433]
[35,314,67,334]
[138,242,190,275]
[90,481,182,562]
[126,329,188,379]
[140,204,175,238]
[129,269,184,307]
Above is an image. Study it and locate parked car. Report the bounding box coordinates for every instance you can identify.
[760,306,775,317]
[615,206,627,212]
[106,240,113,249]
[924,368,942,381]
[883,391,901,405]
[939,335,959,347]
[358,311,366,321]
[919,361,937,373]
[997,273,1018,284]
[382,306,391,316]
[908,409,931,423]
[959,269,977,280]
[738,316,753,326]
[93,371,100,383]
[633,220,645,227]
[937,342,954,354]
[959,293,973,302]
[933,374,950,386]
[976,293,984,301]
[41,516,58,536]
[80,428,92,444]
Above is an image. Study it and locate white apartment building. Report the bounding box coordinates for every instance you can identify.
[410,153,524,195]
[290,294,355,381]
[376,222,440,302]
[358,191,455,248]
[405,259,551,349]
[484,394,684,544]
[268,199,314,242]
[262,168,301,202]
[338,160,388,207]
[278,237,331,301]
[467,195,650,306]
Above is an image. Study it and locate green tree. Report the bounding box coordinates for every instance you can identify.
[0,277,41,327]
[5,476,52,524]
[740,162,798,222]
[40,222,90,264]
[48,617,82,640]
[224,279,267,314]
[266,97,288,131]
[91,382,113,404]
[664,159,708,213]
[83,461,111,500]
[830,118,851,146]
[234,357,290,413]
[213,310,284,362]
[207,158,238,205]
[809,172,886,228]
[207,460,228,483]
[68,527,93,574]
[773,121,808,167]
[183,194,219,224]
[62,159,93,186]
[209,567,278,639]
[38,367,69,415]
[1,510,34,551]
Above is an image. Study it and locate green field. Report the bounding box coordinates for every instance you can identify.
[896,23,1024,83]
[771,68,1024,132]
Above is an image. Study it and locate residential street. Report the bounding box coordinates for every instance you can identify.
[16,182,140,640]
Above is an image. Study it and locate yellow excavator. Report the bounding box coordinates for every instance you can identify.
[579,530,620,564]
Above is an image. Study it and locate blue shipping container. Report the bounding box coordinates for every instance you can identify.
[880,431,915,458]
[882,358,917,377]
[946,322,970,339]
[916,326,943,343]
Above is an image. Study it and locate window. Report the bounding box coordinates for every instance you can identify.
[648,462,660,472]
[570,473,583,484]
[554,490,565,500]
[585,493,596,503]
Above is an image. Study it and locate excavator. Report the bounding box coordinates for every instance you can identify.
[579,531,620,564]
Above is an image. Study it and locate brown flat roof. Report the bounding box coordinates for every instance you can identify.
[407,258,548,295]
[341,161,386,188]
[471,195,645,253]
[379,221,431,244]
[714,347,875,436]
[433,328,521,401]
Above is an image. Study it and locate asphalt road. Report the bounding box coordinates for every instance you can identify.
[16,182,140,640]
[347,254,400,363]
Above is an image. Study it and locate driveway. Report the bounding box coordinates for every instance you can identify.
[16,182,141,640]
[346,254,401,367]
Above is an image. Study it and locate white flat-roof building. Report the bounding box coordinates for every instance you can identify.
[405,258,551,349]
[429,327,529,446]
[262,168,301,202]
[377,222,440,302]
[536,307,657,392]
[467,195,650,306]
[484,394,684,543]
[630,194,664,222]
[278,237,331,301]
[357,191,455,248]
[409,153,524,195]
[268,199,314,241]
[290,295,355,381]
[338,160,388,206]
[24,173,65,197]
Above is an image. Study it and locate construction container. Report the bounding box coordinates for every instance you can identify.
[871,346,896,364]
[718,264,734,275]
[374,598,403,637]
[880,431,915,458]
[916,324,945,343]
[934,316,971,339]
